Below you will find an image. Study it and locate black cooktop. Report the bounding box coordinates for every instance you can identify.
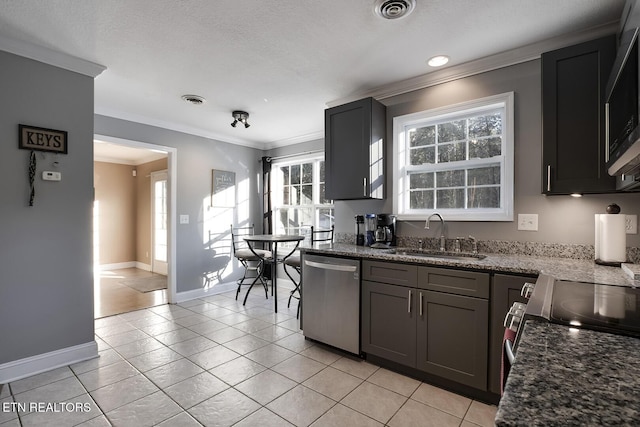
[549,280,640,338]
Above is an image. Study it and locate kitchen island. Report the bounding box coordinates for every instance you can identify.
[495,320,640,426]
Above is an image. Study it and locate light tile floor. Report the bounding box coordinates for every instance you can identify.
[0,285,497,427]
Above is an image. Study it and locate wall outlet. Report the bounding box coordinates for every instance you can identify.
[626,214,638,234]
[518,214,538,231]
[179,214,189,225]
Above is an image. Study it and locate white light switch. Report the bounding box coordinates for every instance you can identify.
[179,214,189,224]
[518,214,538,231]
[42,171,61,181]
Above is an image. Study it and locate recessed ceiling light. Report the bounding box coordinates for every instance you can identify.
[427,55,449,67]
[181,94,206,105]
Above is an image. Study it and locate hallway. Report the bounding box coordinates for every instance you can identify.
[95,268,168,318]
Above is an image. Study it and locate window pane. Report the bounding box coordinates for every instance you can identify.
[410,146,435,165]
[438,120,465,142]
[301,184,313,204]
[319,183,329,204]
[468,166,501,186]
[410,172,434,189]
[410,190,434,209]
[410,126,435,147]
[291,165,301,185]
[438,141,466,163]
[469,113,502,138]
[282,186,290,205]
[437,188,465,209]
[280,166,290,185]
[469,137,502,159]
[318,208,334,229]
[288,186,299,205]
[436,170,465,187]
[302,163,313,184]
[468,187,500,208]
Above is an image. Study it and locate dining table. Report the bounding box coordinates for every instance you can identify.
[243,234,304,313]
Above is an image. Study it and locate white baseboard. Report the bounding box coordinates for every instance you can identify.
[0,341,98,384]
[135,262,151,272]
[175,281,237,303]
[98,262,151,272]
[98,262,135,271]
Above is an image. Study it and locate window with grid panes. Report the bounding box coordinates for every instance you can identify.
[393,92,514,221]
[272,156,334,240]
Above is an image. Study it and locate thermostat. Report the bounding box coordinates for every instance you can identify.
[42,171,61,181]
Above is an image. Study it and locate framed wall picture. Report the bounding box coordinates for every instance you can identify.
[19,124,68,154]
[211,169,236,207]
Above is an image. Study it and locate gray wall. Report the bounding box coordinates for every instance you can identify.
[95,116,265,292]
[330,59,640,248]
[0,51,95,364]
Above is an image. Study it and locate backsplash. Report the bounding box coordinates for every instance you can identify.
[335,233,640,264]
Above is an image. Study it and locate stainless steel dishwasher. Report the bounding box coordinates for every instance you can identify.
[302,254,360,355]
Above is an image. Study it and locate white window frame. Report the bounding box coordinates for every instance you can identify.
[392,92,514,221]
[271,153,334,236]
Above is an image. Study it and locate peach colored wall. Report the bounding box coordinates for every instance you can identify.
[94,161,136,264]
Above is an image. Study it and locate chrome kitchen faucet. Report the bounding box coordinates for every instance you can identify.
[425,212,446,251]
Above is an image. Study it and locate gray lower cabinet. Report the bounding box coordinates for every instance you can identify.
[417,290,488,390]
[361,280,416,366]
[361,260,490,391]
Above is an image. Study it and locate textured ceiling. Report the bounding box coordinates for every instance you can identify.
[0,0,627,149]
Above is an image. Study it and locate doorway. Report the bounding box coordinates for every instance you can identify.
[151,170,168,275]
[93,135,177,318]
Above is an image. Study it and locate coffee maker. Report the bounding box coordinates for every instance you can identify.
[370,214,397,248]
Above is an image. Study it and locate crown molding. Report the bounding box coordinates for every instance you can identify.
[94,107,267,150]
[264,130,325,150]
[0,35,106,78]
[327,21,620,107]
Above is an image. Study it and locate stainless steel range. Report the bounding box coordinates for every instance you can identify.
[506,274,640,356]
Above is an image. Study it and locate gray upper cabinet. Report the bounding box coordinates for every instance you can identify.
[542,34,616,195]
[325,97,386,200]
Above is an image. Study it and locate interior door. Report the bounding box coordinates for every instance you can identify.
[151,170,168,275]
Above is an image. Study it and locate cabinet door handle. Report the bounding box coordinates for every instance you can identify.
[363,177,367,197]
[408,290,412,313]
[546,165,551,192]
[419,292,423,317]
[605,102,610,163]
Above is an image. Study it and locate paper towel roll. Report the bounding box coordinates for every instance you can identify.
[595,214,626,263]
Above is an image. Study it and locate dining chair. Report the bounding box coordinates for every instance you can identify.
[283,225,334,318]
[230,224,272,304]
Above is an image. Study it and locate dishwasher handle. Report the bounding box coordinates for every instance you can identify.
[304,260,358,273]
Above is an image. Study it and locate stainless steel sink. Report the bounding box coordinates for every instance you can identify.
[392,249,486,261]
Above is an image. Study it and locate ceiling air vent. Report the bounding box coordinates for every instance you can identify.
[181,94,206,105]
[374,0,416,20]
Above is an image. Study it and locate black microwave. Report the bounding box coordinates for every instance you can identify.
[606,27,640,176]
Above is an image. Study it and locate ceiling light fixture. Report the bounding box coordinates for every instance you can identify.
[428,55,450,67]
[181,94,206,105]
[374,0,416,20]
[231,110,250,128]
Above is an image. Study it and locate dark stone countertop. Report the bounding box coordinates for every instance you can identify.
[301,243,639,287]
[495,320,640,426]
